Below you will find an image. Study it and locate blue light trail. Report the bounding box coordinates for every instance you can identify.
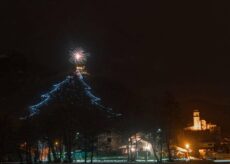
[24,70,120,119]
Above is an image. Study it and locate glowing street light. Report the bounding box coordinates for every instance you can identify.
[185,143,190,160]
[185,143,190,149]
[55,141,59,146]
[157,128,162,133]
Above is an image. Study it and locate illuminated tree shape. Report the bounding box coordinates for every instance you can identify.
[24,70,120,119]
[22,48,121,119]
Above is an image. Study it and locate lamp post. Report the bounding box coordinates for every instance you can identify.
[157,128,163,163]
[55,141,59,146]
[185,144,190,160]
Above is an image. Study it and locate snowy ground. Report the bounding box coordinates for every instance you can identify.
[71,160,229,164]
[0,161,228,164]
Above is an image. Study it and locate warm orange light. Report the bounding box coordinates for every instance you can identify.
[55,141,58,146]
[185,143,190,149]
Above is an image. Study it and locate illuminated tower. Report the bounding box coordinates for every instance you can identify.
[193,110,201,130]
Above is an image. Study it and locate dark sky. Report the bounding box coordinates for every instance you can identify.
[1,1,230,133]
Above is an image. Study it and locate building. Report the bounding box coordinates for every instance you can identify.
[180,110,221,158]
[185,110,217,131]
[97,131,123,154]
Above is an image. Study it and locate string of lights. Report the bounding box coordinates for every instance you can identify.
[22,48,121,119]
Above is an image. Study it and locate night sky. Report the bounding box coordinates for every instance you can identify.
[1,1,230,133]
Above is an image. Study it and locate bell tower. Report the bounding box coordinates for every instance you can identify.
[193,110,201,130]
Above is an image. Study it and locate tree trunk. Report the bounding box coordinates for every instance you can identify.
[135,134,138,161]
[64,131,73,163]
[17,148,23,164]
[59,142,63,161]
[67,133,73,163]
[66,141,72,163]
[28,145,33,164]
[160,139,163,163]
[167,140,172,161]
[90,137,94,163]
[49,140,58,162]
[84,136,87,163]
[34,141,40,163]
[48,146,52,163]
[152,147,159,163]
[90,150,93,163]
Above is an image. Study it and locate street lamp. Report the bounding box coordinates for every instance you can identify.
[185,143,190,160]
[156,128,163,163]
[185,144,190,149]
[157,128,162,133]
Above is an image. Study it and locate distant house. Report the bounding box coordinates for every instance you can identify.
[97,130,123,154]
